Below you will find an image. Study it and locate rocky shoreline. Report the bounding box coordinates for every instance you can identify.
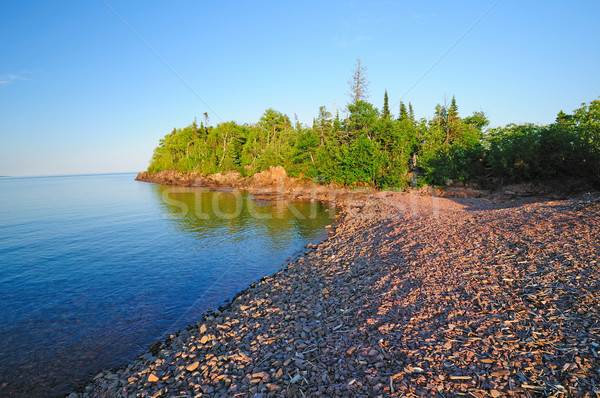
[135,168,599,202]
[69,174,600,397]
[134,167,370,204]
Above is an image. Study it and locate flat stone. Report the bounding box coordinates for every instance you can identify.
[252,371,268,379]
[186,361,200,372]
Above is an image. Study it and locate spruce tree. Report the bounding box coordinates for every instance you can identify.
[399,102,409,121]
[315,106,332,145]
[382,90,390,119]
[408,103,415,122]
[333,111,341,132]
[448,96,458,122]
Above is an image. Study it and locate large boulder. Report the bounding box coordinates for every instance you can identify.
[250,166,290,187]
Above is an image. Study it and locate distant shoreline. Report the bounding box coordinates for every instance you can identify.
[0,171,138,179]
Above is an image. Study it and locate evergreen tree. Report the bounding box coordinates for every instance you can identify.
[445,96,460,144]
[434,103,447,126]
[314,106,333,145]
[448,95,458,122]
[556,110,572,124]
[333,111,341,132]
[399,102,409,121]
[382,90,390,119]
[146,61,600,192]
[346,101,380,141]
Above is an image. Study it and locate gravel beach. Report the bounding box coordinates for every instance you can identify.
[71,190,600,398]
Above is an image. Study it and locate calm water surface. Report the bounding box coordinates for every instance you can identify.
[0,173,336,397]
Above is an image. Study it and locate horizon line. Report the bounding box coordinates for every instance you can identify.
[0,171,140,179]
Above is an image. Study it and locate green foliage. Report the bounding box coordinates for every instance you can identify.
[448,96,458,123]
[146,91,600,189]
[345,101,379,140]
[399,102,409,122]
[313,106,333,145]
[290,128,319,177]
[421,143,485,185]
[570,98,600,175]
[485,107,600,182]
[417,98,488,185]
[486,124,542,181]
[381,90,390,120]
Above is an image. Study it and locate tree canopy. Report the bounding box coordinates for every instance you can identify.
[146,62,600,189]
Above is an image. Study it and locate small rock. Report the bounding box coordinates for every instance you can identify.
[186,361,200,372]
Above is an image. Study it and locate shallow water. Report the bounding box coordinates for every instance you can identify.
[0,173,336,397]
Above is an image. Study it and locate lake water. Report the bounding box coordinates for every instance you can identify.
[0,173,336,397]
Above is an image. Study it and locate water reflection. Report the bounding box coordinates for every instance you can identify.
[153,185,337,249]
[0,175,337,398]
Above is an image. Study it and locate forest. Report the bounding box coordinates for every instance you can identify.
[147,61,600,189]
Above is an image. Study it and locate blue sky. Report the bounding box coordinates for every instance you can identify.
[1,1,599,176]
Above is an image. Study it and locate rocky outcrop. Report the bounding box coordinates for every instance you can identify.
[250,166,291,187]
[135,167,373,204]
[136,167,295,191]
[136,168,600,203]
[135,170,244,189]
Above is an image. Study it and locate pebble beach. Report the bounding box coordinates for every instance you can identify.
[71,191,600,398]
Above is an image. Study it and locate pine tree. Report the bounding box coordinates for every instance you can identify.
[382,90,390,119]
[333,111,341,132]
[294,113,302,132]
[315,106,332,145]
[399,102,409,121]
[434,104,447,126]
[446,96,459,144]
[408,103,415,122]
[448,96,458,122]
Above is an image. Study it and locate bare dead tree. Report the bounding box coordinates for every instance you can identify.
[347,58,370,106]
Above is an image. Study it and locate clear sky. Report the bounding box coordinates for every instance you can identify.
[1,1,599,176]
